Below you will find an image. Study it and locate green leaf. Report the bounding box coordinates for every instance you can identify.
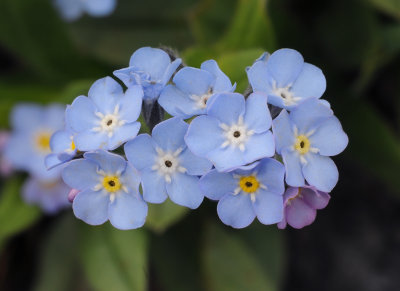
[146,199,189,233]
[0,177,41,249]
[367,0,400,20]
[79,223,148,291]
[34,214,80,291]
[202,221,284,291]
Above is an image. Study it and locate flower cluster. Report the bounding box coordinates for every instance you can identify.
[48,47,347,230]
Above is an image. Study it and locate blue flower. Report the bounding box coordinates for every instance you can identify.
[124,117,212,209]
[62,150,147,229]
[200,158,285,229]
[247,48,326,109]
[5,104,65,180]
[66,77,143,151]
[114,47,181,101]
[45,127,77,170]
[158,60,235,118]
[272,98,348,192]
[54,0,117,22]
[185,92,275,172]
[23,177,70,214]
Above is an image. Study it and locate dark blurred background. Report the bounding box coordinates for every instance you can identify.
[1,0,400,290]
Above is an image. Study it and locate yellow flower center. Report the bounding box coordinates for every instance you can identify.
[71,140,76,151]
[102,176,122,193]
[35,132,51,152]
[294,135,310,155]
[239,176,260,193]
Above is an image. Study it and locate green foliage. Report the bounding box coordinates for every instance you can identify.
[146,199,189,233]
[367,0,400,20]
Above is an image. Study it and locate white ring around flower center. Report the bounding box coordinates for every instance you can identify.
[271,80,302,106]
[291,126,320,165]
[219,116,254,152]
[190,88,213,110]
[92,168,128,202]
[92,105,126,138]
[151,147,187,183]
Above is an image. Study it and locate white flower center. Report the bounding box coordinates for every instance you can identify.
[272,81,302,106]
[151,147,187,183]
[92,105,126,138]
[219,116,254,152]
[190,88,213,109]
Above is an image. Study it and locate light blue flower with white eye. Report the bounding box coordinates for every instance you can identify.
[124,117,212,209]
[23,177,70,214]
[62,150,147,230]
[5,104,65,180]
[66,77,143,151]
[247,48,326,109]
[54,0,117,22]
[185,92,275,172]
[273,98,348,192]
[114,47,182,102]
[200,158,285,229]
[45,127,77,170]
[158,60,236,118]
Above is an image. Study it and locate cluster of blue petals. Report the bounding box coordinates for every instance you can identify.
[51,47,348,230]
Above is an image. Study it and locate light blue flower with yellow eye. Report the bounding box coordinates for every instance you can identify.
[124,117,212,209]
[114,47,181,101]
[66,77,143,151]
[158,60,236,118]
[200,158,285,229]
[185,92,275,172]
[62,150,147,230]
[54,0,117,22]
[273,98,348,192]
[5,104,65,180]
[247,48,326,110]
[45,127,77,170]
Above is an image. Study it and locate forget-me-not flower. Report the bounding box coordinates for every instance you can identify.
[45,126,77,170]
[185,92,275,172]
[200,158,285,228]
[62,150,147,230]
[247,48,326,109]
[54,0,117,22]
[273,98,348,192]
[66,77,143,151]
[5,104,65,180]
[124,117,212,209]
[158,60,235,118]
[277,186,330,229]
[114,47,181,101]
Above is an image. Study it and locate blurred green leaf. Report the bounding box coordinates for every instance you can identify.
[146,199,189,233]
[202,221,283,291]
[367,0,400,20]
[79,223,148,291]
[0,177,41,249]
[34,214,79,291]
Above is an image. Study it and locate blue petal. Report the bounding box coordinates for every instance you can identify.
[88,77,122,113]
[207,146,245,172]
[84,150,127,174]
[73,190,109,225]
[158,85,202,118]
[161,58,182,85]
[45,153,73,170]
[199,170,236,200]
[75,130,108,151]
[166,173,203,209]
[291,63,326,99]
[129,47,172,81]
[207,93,245,125]
[108,122,141,150]
[281,149,305,187]
[201,59,234,92]
[179,148,213,176]
[290,98,333,133]
[120,164,141,191]
[141,169,168,203]
[125,134,157,171]
[108,193,147,230]
[272,109,295,154]
[173,67,214,96]
[62,159,99,190]
[253,190,284,225]
[152,118,187,151]
[44,105,66,130]
[244,92,271,133]
[266,48,304,87]
[247,60,273,93]
[50,130,72,153]
[66,96,97,133]
[255,158,285,194]
[118,85,143,123]
[113,67,137,88]
[83,0,117,17]
[11,104,44,132]
[54,0,83,21]
[185,115,224,157]
[302,154,338,192]
[309,116,348,156]
[217,193,255,228]
[4,133,33,170]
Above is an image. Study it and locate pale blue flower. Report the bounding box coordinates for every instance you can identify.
[45,127,77,170]
[54,0,117,21]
